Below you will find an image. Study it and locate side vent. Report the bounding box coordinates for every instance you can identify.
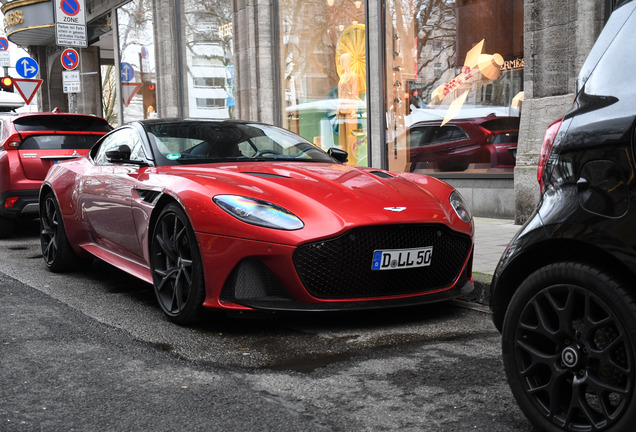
[135,189,162,205]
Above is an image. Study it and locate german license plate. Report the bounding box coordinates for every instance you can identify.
[371,247,433,271]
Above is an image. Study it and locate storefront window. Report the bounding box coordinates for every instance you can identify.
[183,0,236,119]
[117,0,158,122]
[385,0,523,174]
[280,0,368,166]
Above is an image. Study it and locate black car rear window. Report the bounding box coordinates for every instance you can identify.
[14,115,112,133]
[480,117,520,132]
[492,132,518,144]
[20,135,103,150]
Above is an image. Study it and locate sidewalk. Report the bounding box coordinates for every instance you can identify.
[467,217,521,306]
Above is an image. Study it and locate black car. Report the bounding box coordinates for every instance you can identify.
[490,1,636,431]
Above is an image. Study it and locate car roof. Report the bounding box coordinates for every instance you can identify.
[134,117,258,127]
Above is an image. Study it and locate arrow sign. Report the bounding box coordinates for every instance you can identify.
[13,78,43,105]
[120,62,134,82]
[61,48,79,70]
[121,82,143,106]
[16,57,39,79]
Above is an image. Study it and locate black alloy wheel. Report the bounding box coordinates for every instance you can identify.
[502,263,636,431]
[150,203,205,324]
[40,192,77,272]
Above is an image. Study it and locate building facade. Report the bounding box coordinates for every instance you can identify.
[0,0,617,221]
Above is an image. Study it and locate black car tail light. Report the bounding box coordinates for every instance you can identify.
[537,118,563,193]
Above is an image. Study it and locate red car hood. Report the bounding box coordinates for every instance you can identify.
[155,162,470,241]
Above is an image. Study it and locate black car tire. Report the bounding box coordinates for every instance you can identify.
[0,216,15,239]
[40,192,78,272]
[502,262,636,432]
[150,203,205,325]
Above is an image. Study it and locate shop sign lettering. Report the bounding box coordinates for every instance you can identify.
[4,10,24,30]
[501,57,524,70]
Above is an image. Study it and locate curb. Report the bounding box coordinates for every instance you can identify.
[461,273,492,307]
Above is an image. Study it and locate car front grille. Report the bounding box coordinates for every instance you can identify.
[293,224,471,299]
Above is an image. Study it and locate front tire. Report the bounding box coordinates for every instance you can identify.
[40,192,78,272]
[502,263,636,431]
[150,204,205,325]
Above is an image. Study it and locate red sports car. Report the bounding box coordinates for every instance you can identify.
[40,119,474,324]
[0,111,111,237]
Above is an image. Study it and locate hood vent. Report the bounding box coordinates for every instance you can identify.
[245,172,290,179]
[370,171,394,179]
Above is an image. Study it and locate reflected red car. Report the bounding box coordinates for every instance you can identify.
[408,116,519,172]
[0,111,111,237]
[40,119,475,324]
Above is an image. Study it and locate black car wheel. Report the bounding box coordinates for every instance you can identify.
[502,262,636,431]
[150,203,205,325]
[40,192,77,272]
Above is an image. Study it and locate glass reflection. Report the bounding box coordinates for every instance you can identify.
[385,0,524,174]
[280,0,368,166]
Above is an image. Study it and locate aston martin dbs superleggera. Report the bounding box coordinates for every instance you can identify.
[40,119,474,324]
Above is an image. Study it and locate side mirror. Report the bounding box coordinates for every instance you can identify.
[328,147,348,164]
[105,145,132,163]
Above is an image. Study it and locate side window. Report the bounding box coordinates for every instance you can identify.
[428,126,468,144]
[93,128,145,165]
[408,128,426,148]
[583,11,636,98]
[129,133,148,161]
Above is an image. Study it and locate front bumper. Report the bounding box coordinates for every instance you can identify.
[198,223,474,312]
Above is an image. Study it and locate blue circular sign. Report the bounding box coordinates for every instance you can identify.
[61,48,79,70]
[60,0,81,17]
[0,38,8,52]
[120,62,135,82]
[16,57,39,79]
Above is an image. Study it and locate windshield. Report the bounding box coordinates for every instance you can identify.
[145,121,336,165]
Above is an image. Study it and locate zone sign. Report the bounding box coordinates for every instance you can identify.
[55,0,86,26]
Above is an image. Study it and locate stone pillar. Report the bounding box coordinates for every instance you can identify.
[514,0,607,223]
[152,0,184,118]
[76,46,102,116]
[366,0,383,169]
[234,0,277,124]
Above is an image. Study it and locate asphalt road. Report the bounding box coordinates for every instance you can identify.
[0,221,535,431]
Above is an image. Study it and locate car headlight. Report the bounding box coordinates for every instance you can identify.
[449,190,472,223]
[213,195,304,230]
